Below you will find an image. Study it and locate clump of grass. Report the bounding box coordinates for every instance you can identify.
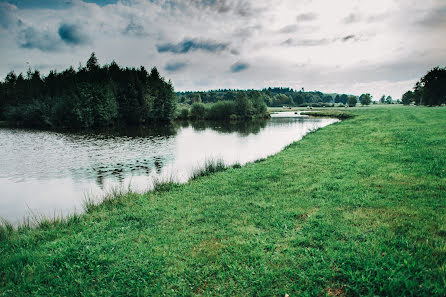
[152,175,179,192]
[232,162,242,169]
[301,110,354,119]
[253,158,267,163]
[191,158,227,179]
[0,219,14,241]
[83,185,131,213]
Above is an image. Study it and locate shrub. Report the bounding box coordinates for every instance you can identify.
[190,103,207,120]
[206,101,236,120]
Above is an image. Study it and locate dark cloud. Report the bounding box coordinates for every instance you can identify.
[343,13,361,24]
[342,34,355,42]
[165,61,187,72]
[416,5,446,27]
[279,24,298,34]
[157,39,228,54]
[18,26,61,51]
[296,12,317,22]
[58,24,89,45]
[230,61,249,72]
[282,38,329,47]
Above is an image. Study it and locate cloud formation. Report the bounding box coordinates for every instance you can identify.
[0,0,444,101]
[342,34,355,42]
[279,24,298,34]
[157,39,229,54]
[0,2,18,29]
[58,23,89,45]
[18,26,61,51]
[282,38,330,47]
[230,62,249,72]
[165,61,187,72]
[296,12,317,22]
[416,5,446,28]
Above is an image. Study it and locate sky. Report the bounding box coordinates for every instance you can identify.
[0,0,445,99]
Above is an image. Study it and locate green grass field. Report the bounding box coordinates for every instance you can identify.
[1,106,445,296]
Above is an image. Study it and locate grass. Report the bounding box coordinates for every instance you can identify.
[1,106,445,296]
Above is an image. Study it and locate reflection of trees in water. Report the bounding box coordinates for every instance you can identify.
[69,119,277,188]
[90,154,171,188]
[189,119,268,136]
[58,123,179,144]
[154,157,163,174]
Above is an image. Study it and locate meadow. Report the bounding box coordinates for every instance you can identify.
[1,105,445,296]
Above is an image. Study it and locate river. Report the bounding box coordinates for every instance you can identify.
[0,112,337,223]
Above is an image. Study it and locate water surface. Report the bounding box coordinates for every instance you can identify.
[0,113,337,223]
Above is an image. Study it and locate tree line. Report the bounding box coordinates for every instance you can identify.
[401,66,446,106]
[177,88,362,107]
[0,53,176,128]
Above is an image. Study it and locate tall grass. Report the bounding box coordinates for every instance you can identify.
[191,158,228,179]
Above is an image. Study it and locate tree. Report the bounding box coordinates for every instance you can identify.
[385,96,393,104]
[235,93,253,117]
[86,52,99,72]
[416,66,446,106]
[401,91,414,105]
[380,95,386,104]
[359,93,372,105]
[347,96,357,107]
[190,102,207,120]
[340,94,349,104]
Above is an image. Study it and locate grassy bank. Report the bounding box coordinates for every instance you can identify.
[1,106,445,296]
[300,110,354,119]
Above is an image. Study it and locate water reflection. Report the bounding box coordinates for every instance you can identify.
[0,115,337,222]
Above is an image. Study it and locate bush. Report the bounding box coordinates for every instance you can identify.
[347,96,357,107]
[190,103,207,120]
[206,101,236,120]
[176,108,189,120]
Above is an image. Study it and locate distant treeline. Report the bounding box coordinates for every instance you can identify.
[401,66,446,106]
[0,53,176,128]
[177,88,360,107]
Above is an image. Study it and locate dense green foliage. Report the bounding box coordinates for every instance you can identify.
[347,95,357,107]
[183,93,268,121]
[1,106,445,296]
[413,67,446,106]
[0,53,177,128]
[359,93,372,105]
[401,66,446,106]
[402,90,414,105]
[178,87,358,108]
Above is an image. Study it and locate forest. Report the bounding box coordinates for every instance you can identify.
[0,53,176,128]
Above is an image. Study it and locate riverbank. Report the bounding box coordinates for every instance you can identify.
[1,106,445,296]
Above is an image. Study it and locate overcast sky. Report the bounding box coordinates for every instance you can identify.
[0,0,445,99]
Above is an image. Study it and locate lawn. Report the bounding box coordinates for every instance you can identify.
[1,106,445,296]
